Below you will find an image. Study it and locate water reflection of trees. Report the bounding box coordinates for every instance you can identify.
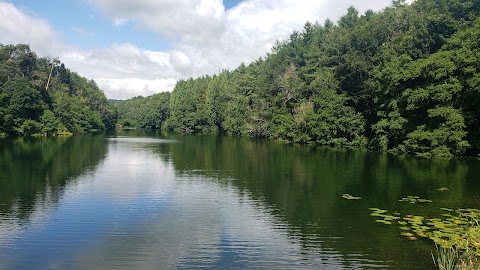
[0,135,108,220]
[153,134,476,269]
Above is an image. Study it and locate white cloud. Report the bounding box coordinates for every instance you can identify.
[90,0,226,39]
[1,0,393,99]
[0,2,64,57]
[59,43,179,98]
[169,50,192,74]
[72,27,96,39]
[87,0,392,80]
[96,78,176,100]
[0,2,177,98]
[144,50,170,66]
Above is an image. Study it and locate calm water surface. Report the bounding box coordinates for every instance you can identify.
[0,131,479,269]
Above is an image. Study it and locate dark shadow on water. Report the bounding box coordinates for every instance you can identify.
[0,135,108,221]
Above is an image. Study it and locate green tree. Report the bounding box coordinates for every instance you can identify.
[0,44,117,137]
[40,109,62,135]
[111,0,480,157]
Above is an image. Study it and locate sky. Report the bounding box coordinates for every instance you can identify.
[0,0,393,100]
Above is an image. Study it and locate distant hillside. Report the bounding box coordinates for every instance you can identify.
[0,44,117,137]
[114,93,170,129]
[109,99,124,105]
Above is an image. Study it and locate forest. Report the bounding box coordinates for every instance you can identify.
[0,44,117,137]
[2,0,480,158]
[115,93,170,129]
[117,0,480,158]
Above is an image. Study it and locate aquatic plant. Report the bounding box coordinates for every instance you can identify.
[342,194,361,200]
[433,244,480,270]
[433,244,460,270]
[368,206,480,269]
[399,195,433,204]
[369,208,400,225]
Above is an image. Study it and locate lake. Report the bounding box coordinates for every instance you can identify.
[1,131,479,269]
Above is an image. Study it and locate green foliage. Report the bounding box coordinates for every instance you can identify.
[0,44,117,137]
[115,92,170,129]
[16,119,42,136]
[167,77,218,133]
[401,107,470,158]
[165,51,367,146]
[79,0,480,157]
[165,1,480,156]
[40,110,63,135]
[368,205,480,269]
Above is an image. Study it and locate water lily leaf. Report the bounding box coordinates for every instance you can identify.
[433,222,446,229]
[399,196,432,204]
[401,232,414,237]
[405,215,424,225]
[375,220,392,225]
[452,219,464,225]
[342,194,361,200]
[369,205,480,255]
[414,230,429,238]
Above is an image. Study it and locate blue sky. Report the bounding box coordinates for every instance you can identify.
[0,0,393,99]
[10,0,243,50]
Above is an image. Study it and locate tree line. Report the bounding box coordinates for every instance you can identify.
[0,44,117,137]
[5,0,477,158]
[118,0,480,158]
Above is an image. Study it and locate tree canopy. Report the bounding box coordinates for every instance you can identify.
[0,44,117,137]
[117,0,480,157]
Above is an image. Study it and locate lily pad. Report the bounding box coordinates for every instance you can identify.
[401,232,414,237]
[399,196,432,204]
[342,194,361,200]
[369,204,480,257]
[376,220,392,225]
